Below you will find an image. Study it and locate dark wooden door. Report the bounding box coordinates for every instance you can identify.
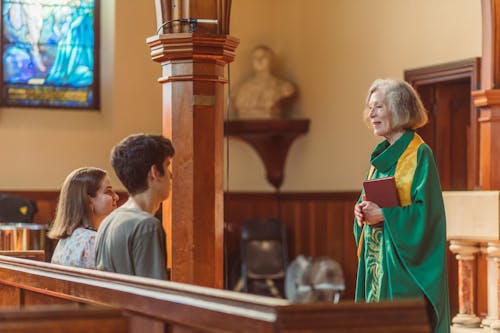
[416,79,470,190]
[405,58,480,190]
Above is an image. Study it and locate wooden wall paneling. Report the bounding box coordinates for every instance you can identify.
[311,199,326,257]
[278,198,300,257]
[342,201,357,301]
[256,195,280,218]
[1,191,59,224]
[224,192,359,300]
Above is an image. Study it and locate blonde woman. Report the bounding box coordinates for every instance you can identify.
[49,167,119,268]
[354,79,450,333]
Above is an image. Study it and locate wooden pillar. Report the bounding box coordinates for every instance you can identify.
[472,0,500,189]
[487,242,500,329]
[449,240,481,328]
[148,1,238,288]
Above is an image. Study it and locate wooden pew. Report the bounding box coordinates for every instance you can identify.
[0,304,128,333]
[0,250,45,262]
[0,255,431,333]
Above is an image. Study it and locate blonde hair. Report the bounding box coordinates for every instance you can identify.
[48,167,107,239]
[363,79,428,131]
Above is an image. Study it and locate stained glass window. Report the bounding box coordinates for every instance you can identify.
[1,0,99,109]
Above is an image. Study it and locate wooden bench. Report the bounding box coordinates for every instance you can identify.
[0,304,128,333]
[0,250,45,262]
[0,255,431,333]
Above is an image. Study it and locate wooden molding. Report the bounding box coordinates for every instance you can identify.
[405,58,480,87]
[472,89,500,107]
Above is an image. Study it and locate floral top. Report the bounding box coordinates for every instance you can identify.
[51,227,96,269]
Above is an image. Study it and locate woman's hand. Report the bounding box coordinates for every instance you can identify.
[354,203,364,227]
[358,200,384,225]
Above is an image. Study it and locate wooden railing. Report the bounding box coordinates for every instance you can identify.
[0,305,128,333]
[0,256,431,333]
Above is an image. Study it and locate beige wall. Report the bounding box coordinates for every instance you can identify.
[0,1,483,193]
[0,1,161,190]
[228,0,482,192]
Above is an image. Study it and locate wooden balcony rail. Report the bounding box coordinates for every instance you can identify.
[0,255,431,333]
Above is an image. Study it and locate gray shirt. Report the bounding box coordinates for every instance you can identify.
[95,205,168,280]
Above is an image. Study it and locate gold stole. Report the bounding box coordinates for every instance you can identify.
[356,134,424,259]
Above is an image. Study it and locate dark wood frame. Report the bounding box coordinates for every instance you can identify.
[404,58,481,189]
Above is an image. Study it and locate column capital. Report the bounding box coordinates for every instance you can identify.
[450,239,481,260]
[147,33,239,65]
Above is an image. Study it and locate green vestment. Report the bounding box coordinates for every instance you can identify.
[354,130,450,333]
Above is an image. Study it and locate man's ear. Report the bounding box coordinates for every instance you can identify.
[150,164,160,180]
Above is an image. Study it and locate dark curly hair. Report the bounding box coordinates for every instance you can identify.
[111,134,175,195]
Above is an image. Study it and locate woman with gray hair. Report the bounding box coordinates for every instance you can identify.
[353,79,450,333]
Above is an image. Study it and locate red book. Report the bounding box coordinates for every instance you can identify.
[363,176,400,208]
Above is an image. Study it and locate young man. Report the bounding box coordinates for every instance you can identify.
[95,134,174,279]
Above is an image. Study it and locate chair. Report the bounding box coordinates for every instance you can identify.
[240,218,288,297]
[0,193,37,223]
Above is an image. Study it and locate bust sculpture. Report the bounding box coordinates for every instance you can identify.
[234,46,296,119]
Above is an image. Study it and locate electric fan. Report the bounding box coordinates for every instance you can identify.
[285,255,345,303]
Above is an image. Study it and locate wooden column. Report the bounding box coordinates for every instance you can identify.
[148,1,238,288]
[449,240,481,328]
[472,0,500,189]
